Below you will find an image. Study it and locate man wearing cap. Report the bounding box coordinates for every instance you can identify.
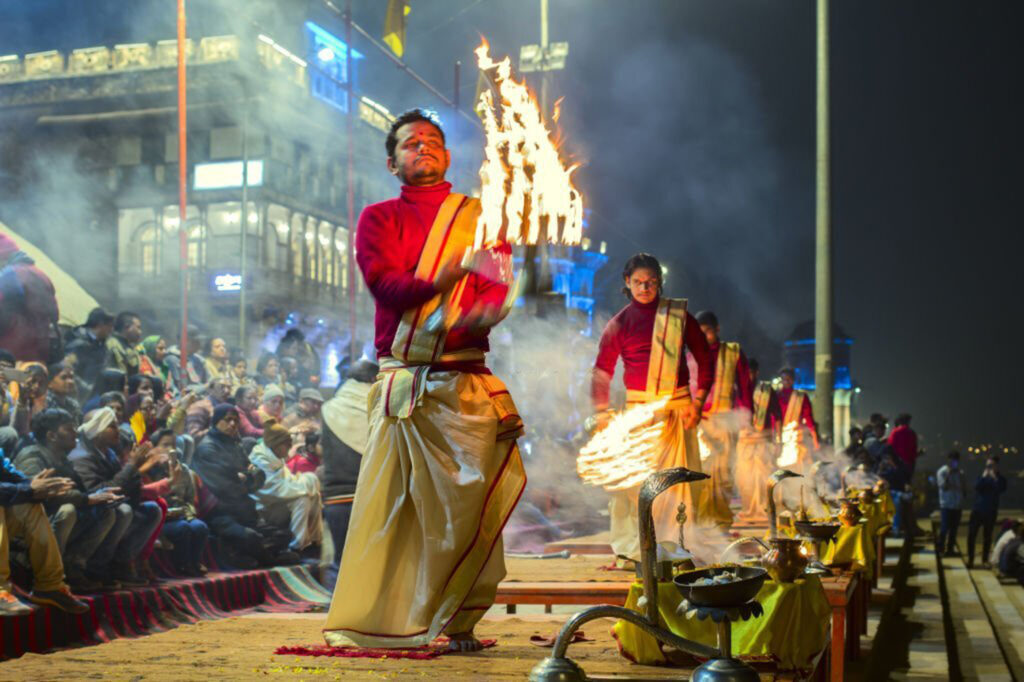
[191,405,295,568]
[323,110,524,652]
[249,422,322,554]
[282,388,324,434]
[70,407,163,587]
[257,384,286,426]
[185,376,233,441]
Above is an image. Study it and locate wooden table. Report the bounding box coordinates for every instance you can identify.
[820,571,860,682]
[874,526,889,587]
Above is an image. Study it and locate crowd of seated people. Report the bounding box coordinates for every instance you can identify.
[0,299,372,615]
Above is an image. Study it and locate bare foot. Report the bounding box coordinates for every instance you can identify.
[447,631,484,652]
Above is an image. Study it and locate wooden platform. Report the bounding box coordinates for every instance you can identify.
[543,531,614,555]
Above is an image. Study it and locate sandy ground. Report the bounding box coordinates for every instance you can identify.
[1,612,697,681]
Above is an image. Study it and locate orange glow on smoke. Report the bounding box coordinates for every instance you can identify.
[577,398,668,491]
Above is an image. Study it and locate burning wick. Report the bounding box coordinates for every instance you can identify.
[577,398,669,491]
[473,39,583,251]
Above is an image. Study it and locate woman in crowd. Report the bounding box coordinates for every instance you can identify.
[234,385,264,439]
[45,360,83,425]
[203,338,231,384]
[139,335,176,397]
[146,429,210,577]
[255,353,281,390]
[229,349,249,391]
[257,384,286,426]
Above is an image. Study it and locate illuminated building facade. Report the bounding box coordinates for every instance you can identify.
[783,320,857,446]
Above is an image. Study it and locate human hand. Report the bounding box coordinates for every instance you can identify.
[129,442,154,468]
[680,401,701,430]
[456,300,503,332]
[30,469,72,500]
[88,490,124,506]
[434,258,467,294]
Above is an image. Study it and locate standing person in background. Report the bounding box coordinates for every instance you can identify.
[64,308,114,393]
[967,456,1008,568]
[106,312,142,377]
[878,451,910,537]
[776,368,819,465]
[936,450,968,557]
[888,413,920,475]
[277,329,321,388]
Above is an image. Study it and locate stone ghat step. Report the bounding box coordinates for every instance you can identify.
[0,564,330,661]
[968,566,1024,680]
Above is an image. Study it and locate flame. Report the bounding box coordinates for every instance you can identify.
[697,428,712,462]
[777,423,799,468]
[577,398,668,491]
[473,40,583,250]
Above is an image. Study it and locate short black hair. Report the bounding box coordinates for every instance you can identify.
[85,307,115,328]
[696,311,719,328]
[621,253,663,298]
[385,109,445,161]
[748,358,759,373]
[779,367,796,380]
[47,360,72,378]
[114,311,140,333]
[31,407,74,443]
[947,450,960,460]
[894,413,911,426]
[99,391,126,407]
[150,428,176,447]
[204,336,224,355]
[234,385,256,403]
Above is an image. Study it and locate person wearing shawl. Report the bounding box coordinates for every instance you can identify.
[146,428,209,576]
[257,384,286,426]
[323,111,524,652]
[0,233,59,364]
[138,336,175,396]
[590,253,713,558]
[202,338,232,385]
[45,360,83,426]
[70,407,163,587]
[249,422,322,553]
[234,385,264,439]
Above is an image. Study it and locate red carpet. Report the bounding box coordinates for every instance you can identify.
[0,564,330,661]
[276,638,497,660]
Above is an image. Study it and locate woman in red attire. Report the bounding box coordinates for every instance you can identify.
[590,253,714,558]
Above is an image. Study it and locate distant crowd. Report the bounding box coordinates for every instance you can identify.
[0,306,374,616]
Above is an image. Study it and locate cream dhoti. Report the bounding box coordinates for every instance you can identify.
[606,388,703,559]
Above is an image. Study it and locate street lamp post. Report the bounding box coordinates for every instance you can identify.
[814,0,834,443]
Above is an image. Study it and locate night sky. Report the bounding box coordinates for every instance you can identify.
[3,0,1022,455]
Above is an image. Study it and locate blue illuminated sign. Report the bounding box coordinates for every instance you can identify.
[305,21,364,113]
[211,272,242,293]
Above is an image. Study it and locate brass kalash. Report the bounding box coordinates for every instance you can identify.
[530,468,768,682]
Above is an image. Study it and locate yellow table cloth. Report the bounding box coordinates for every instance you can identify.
[822,522,876,576]
[612,576,831,671]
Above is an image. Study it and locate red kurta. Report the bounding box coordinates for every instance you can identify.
[888,424,919,471]
[591,297,713,408]
[704,340,754,412]
[777,386,816,432]
[355,182,509,359]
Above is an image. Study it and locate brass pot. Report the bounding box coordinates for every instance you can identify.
[761,538,808,583]
[859,488,876,506]
[839,499,862,527]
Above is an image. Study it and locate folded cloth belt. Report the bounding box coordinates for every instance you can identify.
[380,350,487,419]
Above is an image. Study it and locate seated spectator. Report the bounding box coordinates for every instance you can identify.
[257,385,285,426]
[45,360,83,425]
[0,444,89,614]
[165,326,205,389]
[282,388,323,433]
[203,338,231,385]
[250,422,322,555]
[997,523,1024,585]
[319,358,375,581]
[278,357,300,403]
[19,363,49,423]
[127,373,156,400]
[64,308,114,395]
[191,406,294,568]
[0,350,26,451]
[146,429,209,577]
[14,409,122,592]
[286,431,321,476]
[992,520,1022,569]
[234,385,264,439]
[863,421,890,463]
[106,312,142,377]
[276,329,320,388]
[82,369,127,414]
[126,393,160,444]
[255,353,282,390]
[229,349,249,391]
[70,408,163,587]
[185,377,232,441]
[968,456,1008,568]
[138,336,174,398]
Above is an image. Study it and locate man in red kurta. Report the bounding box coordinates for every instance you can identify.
[588,253,714,556]
[324,110,525,652]
[776,368,819,469]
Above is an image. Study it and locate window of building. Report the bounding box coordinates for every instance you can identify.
[334,226,349,290]
[265,203,290,271]
[318,221,333,285]
[291,212,306,283]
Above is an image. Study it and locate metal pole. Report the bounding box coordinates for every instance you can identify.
[814,0,834,444]
[176,0,190,362]
[540,0,549,115]
[345,0,358,363]
[239,105,249,348]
